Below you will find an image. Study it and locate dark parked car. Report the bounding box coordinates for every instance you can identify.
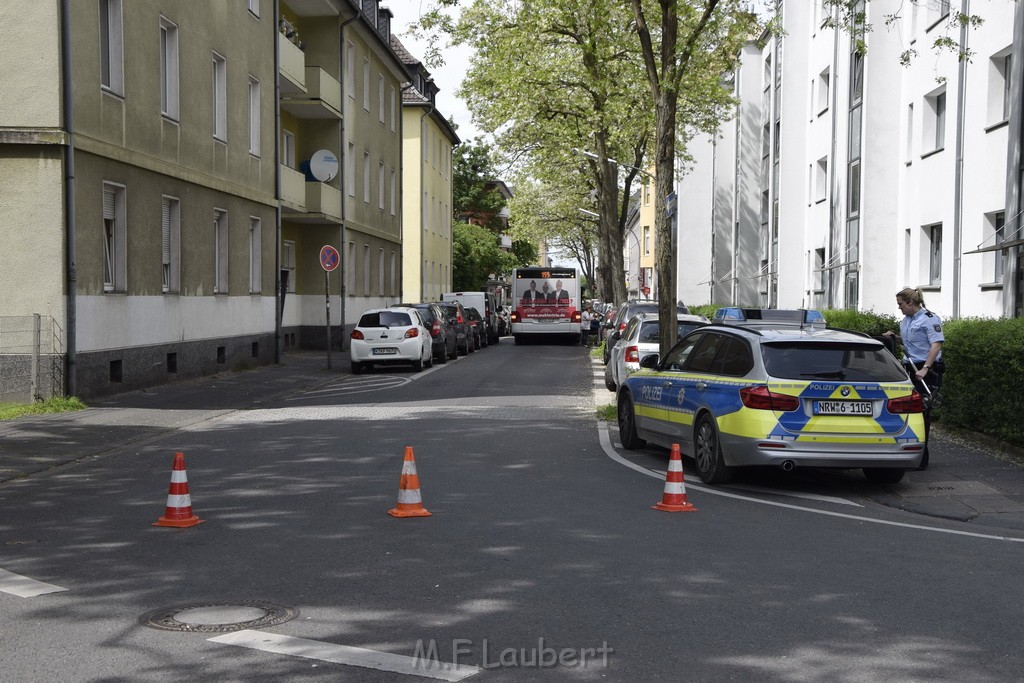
[435,301,474,355]
[603,300,691,364]
[392,303,456,363]
[464,307,488,349]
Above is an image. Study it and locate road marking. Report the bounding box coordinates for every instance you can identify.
[596,422,1024,544]
[712,482,863,507]
[0,568,68,597]
[209,630,481,681]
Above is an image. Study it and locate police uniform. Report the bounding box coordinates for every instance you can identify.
[900,307,944,468]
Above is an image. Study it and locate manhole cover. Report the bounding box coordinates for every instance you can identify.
[139,601,298,633]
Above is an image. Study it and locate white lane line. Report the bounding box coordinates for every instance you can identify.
[596,422,1024,544]
[714,483,863,507]
[0,568,68,597]
[209,630,481,681]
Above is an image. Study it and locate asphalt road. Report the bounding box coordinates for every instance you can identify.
[2,340,1024,681]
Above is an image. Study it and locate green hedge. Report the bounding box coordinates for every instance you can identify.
[688,305,1024,447]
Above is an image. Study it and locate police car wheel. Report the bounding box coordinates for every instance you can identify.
[694,415,734,485]
[618,393,645,450]
[863,468,906,484]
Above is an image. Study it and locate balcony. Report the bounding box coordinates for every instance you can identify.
[278,33,307,94]
[280,67,341,119]
[303,182,342,222]
[280,165,306,213]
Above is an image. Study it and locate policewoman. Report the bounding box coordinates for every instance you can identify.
[883,287,944,469]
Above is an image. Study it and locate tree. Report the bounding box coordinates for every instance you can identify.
[416,0,655,305]
[627,0,757,355]
[453,136,506,231]
[452,221,509,290]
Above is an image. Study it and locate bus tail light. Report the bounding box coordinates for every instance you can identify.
[572,311,582,322]
[740,385,799,411]
[511,311,520,322]
[625,346,639,363]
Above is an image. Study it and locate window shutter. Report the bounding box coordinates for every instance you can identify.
[161,199,171,264]
[103,189,116,219]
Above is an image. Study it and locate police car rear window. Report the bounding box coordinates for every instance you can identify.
[761,342,907,382]
[359,311,412,328]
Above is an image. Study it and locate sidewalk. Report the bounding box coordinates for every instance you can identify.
[0,351,342,483]
[4,350,1024,533]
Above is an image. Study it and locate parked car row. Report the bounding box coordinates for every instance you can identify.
[349,300,500,373]
[601,299,692,363]
[614,307,926,484]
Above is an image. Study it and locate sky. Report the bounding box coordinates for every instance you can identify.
[391,5,483,143]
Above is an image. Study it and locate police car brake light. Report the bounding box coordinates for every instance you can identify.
[740,385,799,411]
[887,391,924,414]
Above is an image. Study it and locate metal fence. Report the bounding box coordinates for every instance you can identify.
[0,315,64,403]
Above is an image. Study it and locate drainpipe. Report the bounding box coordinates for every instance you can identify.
[419,95,435,301]
[338,14,359,350]
[826,2,841,309]
[60,0,77,396]
[951,0,970,319]
[273,0,282,363]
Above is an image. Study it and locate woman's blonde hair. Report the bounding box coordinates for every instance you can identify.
[896,287,925,307]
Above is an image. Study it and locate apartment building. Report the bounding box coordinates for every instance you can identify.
[676,0,1023,319]
[278,0,407,349]
[391,36,460,304]
[0,1,278,399]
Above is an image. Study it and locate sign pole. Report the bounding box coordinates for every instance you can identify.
[325,270,331,370]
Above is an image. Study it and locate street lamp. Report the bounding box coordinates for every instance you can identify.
[571,148,653,181]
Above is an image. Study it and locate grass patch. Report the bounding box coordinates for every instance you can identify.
[596,403,616,421]
[0,396,87,421]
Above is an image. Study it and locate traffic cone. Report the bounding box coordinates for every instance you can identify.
[388,446,432,518]
[652,444,697,512]
[153,451,205,528]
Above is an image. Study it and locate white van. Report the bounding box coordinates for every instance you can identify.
[442,291,500,344]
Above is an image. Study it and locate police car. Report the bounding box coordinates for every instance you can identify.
[616,308,926,484]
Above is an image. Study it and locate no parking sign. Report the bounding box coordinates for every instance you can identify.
[319,245,340,271]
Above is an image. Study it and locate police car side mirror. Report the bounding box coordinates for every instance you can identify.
[639,354,660,369]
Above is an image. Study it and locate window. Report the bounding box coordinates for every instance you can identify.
[282,129,295,167]
[102,183,126,292]
[346,41,355,98]
[247,0,259,17]
[363,151,371,204]
[248,77,260,156]
[249,217,261,293]
[850,51,864,104]
[363,244,371,294]
[813,248,825,292]
[161,196,180,293]
[905,103,914,162]
[987,211,1006,283]
[346,241,355,295]
[214,209,228,294]
[159,16,179,119]
[927,0,951,28]
[346,141,355,196]
[390,85,397,131]
[282,239,295,292]
[99,0,123,95]
[378,161,385,209]
[390,251,397,295]
[390,168,396,215]
[378,75,385,123]
[378,249,385,292]
[815,157,828,202]
[816,67,830,114]
[927,223,943,285]
[423,192,429,233]
[643,226,651,255]
[848,161,861,216]
[362,58,370,111]
[924,89,945,152]
[989,50,1013,125]
[212,52,227,141]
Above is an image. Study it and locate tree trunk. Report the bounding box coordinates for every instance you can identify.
[654,87,678,357]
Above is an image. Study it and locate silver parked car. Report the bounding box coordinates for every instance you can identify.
[605,312,709,391]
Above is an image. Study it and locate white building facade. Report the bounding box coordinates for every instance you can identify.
[676,0,1024,319]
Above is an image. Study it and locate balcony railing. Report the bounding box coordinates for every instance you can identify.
[280,165,306,212]
[278,33,307,94]
[305,182,342,222]
[280,67,341,119]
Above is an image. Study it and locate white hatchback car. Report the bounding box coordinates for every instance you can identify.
[350,307,433,374]
[605,312,708,391]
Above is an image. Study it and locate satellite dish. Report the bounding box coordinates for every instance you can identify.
[305,149,339,182]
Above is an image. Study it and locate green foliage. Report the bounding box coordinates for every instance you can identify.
[596,403,617,421]
[821,308,899,336]
[452,221,505,291]
[690,304,718,320]
[453,138,507,232]
[936,317,1024,446]
[0,396,87,421]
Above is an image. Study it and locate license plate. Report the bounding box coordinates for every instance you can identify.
[372,347,398,355]
[814,400,872,415]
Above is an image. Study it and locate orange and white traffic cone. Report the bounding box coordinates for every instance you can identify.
[153,451,205,528]
[388,446,432,518]
[652,443,697,512]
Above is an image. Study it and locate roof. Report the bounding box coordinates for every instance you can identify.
[389,34,461,145]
